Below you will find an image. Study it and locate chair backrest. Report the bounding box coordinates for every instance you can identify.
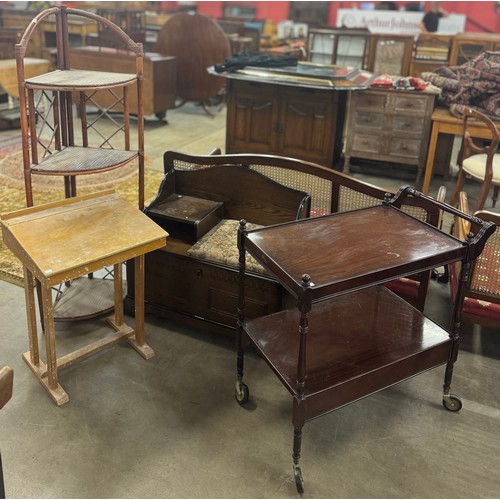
[163,151,443,226]
[461,107,500,172]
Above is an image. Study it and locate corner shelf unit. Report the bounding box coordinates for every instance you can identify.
[16,6,145,209]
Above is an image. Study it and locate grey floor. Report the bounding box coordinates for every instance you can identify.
[1,103,500,498]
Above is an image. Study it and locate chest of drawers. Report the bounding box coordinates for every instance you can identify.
[344,88,436,181]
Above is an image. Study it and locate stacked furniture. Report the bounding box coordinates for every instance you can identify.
[16,5,145,321]
[127,152,447,335]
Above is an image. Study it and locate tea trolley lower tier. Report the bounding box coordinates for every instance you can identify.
[235,187,495,493]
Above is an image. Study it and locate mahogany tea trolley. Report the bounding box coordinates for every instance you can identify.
[235,187,495,493]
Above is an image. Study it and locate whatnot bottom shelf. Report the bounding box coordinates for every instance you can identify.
[53,275,125,322]
[242,285,453,422]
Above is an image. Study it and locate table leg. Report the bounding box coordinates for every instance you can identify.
[421,124,439,195]
[127,255,154,359]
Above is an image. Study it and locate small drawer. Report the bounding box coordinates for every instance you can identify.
[352,111,385,129]
[387,137,421,158]
[352,92,387,109]
[392,115,425,132]
[351,134,382,154]
[390,95,429,115]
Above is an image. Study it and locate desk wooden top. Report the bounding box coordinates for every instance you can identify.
[1,190,168,286]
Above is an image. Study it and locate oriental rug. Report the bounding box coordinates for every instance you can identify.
[0,135,164,286]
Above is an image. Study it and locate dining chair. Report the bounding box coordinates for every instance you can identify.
[451,191,500,330]
[449,107,500,212]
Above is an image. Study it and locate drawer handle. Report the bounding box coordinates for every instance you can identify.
[196,268,203,278]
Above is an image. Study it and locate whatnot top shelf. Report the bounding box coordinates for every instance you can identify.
[25,69,137,91]
[31,146,138,175]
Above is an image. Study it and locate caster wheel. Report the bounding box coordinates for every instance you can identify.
[294,466,304,494]
[442,394,462,412]
[235,381,249,405]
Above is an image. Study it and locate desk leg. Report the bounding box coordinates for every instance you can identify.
[127,255,155,359]
[23,267,39,365]
[22,275,69,406]
[113,263,124,327]
[421,124,439,195]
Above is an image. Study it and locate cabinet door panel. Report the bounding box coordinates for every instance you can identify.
[280,97,335,165]
[226,82,278,154]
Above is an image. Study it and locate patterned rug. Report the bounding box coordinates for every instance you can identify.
[0,135,164,286]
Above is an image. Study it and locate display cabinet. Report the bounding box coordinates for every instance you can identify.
[410,33,453,77]
[367,33,414,77]
[449,32,500,66]
[235,187,495,493]
[307,28,370,69]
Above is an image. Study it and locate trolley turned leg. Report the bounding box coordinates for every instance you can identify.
[442,358,463,412]
[292,425,304,494]
[234,325,249,405]
[235,219,250,405]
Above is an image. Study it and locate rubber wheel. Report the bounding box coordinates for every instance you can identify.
[235,382,249,405]
[294,466,304,494]
[442,394,463,412]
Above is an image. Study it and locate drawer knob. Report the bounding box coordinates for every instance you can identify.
[196,268,203,278]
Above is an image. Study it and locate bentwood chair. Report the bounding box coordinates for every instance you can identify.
[449,107,500,213]
[451,191,500,330]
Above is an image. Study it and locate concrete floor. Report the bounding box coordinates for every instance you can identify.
[1,103,500,498]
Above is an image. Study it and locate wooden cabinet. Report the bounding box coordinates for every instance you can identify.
[307,28,370,69]
[449,33,500,66]
[226,78,346,168]
[70,46,177,121]
[344,88,436,180]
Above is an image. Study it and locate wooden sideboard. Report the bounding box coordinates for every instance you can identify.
[225,78,347,168]
[344,88,436,181]
[70,46,176,121]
